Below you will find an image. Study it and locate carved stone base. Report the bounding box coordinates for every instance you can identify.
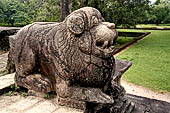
[57,96,86,110]
[84,94,170,113]
[84,96,135,113]
[57,94,170,113]
[126,94,170,113]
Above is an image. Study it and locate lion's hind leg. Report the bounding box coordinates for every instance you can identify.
[15,73,54,94]
[15,48,54,94]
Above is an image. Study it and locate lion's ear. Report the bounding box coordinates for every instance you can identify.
[67,15,85,34]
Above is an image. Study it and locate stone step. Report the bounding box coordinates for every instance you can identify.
[0,73,15,95]
[0,73,83,113]
[0,95,83,113]
[0,52,8,73]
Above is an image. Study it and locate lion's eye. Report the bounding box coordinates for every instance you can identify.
[91,16,99,26]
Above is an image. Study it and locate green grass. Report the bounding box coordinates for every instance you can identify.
[116,36,138,45]
[136,24,170,28]
[116,29,170,92]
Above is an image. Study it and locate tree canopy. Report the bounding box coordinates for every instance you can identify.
[148,0,170,25]
[0,0,169,27]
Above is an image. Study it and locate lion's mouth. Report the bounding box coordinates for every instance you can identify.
[93,39,116,59]
[95,35,117,58]
[97,45,115,53]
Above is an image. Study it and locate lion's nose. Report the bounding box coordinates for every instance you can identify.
[103,22,115,29]
[95,23,117,51]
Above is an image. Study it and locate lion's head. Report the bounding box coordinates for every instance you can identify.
[55,7,118,87]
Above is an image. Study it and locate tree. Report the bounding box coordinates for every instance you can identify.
[149,0,170,25]
[0,0,152,27]
[34,0,61,22]
[0,0,30,26]
[0,0,61,26]
[0,1,5,23]
[72,0,150,27]
[60,0,72,21]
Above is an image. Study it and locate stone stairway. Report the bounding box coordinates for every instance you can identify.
[0,53,170,113]
[0,95,83,113]
[0,52,80,113]
[0,73,83,113]
[0,53,83,113]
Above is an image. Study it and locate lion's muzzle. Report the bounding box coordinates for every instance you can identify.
[92,22,118,58]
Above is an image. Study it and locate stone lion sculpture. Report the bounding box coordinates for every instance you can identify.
[10,7,130,108]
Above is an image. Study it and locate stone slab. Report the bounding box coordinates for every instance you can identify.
[53,107,82,113]
[0,73,15,91]
[0,27,21,32]
[126,94,170,113]
[0,73,83,113]
[24,100,58,113]
[0,53,8,73]
[0,95,83,113]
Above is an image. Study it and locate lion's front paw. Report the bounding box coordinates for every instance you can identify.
[83,88,114,104]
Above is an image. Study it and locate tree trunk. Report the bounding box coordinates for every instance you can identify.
[60,0,72,22]
[84,0,88,6]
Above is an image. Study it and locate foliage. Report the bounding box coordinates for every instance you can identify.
[73,0,150,27]
[0,0,30,26]
[116,29,170,92]
[105,0,150,27]
[0,1,4,22]
[30,0,60,22]
[147,0,170,25]
[0,0,60,26]
[5,84,18,96]
[0,0,169,27]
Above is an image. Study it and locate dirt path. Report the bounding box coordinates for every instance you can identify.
[121,80,170,103]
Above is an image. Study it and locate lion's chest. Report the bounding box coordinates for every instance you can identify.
[75,57,115,88]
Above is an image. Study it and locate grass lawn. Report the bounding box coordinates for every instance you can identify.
[116,29,170,92]
[116,36,138,46]
[136,24,170,28]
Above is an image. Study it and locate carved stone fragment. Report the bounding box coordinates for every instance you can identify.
[9,7,134,113]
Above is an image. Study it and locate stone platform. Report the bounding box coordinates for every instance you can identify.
[0,53,169,113]
[0,73,83,113]
[0,53,8,73]
[0,73,170,113]
[0,95,83,113]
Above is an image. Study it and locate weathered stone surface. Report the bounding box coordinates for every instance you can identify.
[0,95,83,113]
[0,27,20,34]
[0,27,20,51]
[0,73,15,94]
[0,94,169,113]
[6,36,16,73]
[84,60,134,113]
[0,27,20,37]
[0,74,170,113]
[9,7,119,105]
[0,53,8,73]
[126,94,170,113]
